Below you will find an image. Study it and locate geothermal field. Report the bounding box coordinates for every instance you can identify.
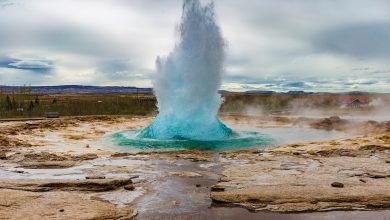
[1,0,390,219]
[0,106,389,219]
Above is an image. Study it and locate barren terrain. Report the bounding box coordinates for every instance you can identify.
[0,114,389,219]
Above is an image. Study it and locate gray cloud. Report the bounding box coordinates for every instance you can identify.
[8,60,52,71]
[0,57,53,73]
[0,0,389,92]
[0,57,16,67]
[284,81,311,89]
[0,0,17,8]
[314,22,390,59]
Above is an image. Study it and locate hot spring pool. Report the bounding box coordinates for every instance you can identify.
[109,130,274,152]
[106,126,349,152]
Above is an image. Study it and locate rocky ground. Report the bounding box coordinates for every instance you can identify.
[0,115,389,219]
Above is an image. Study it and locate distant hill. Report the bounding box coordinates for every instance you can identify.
[0,85,153,94]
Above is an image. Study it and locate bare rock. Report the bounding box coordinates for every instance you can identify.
[124,184,135,191]
[0,151,6,160]
[0,189,134,220]
[19,161,77,169]
[71,153,98,161]
[0,178,135,192]
[111,152,133,157]
[359,145,390,151]
[168,171,202,177]
[211,184,225,192]
[211,185,390,212]
[0,134,32,148]
[331,182,344,188]
[309,116,347,131]
[85,175,106,180]
[12,152,99,169]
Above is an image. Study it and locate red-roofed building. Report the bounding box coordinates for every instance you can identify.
[339,97,369,108]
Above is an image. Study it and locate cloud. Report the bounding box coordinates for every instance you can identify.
[0,0,17,8]
[0,57,16,67]
[97,59,134,79]
[0,0,389,92]
[8,60,52,70]
[314,22,390,59]
[284,81,311,88]
[0,57,53,73]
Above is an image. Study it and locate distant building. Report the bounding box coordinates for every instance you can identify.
[347,99,362,108]
[340,97,368,108]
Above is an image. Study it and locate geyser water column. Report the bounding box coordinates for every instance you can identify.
[139,0,232,140]
[110,0,274,151]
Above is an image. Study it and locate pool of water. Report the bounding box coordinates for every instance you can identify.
[107,125,350,152]
[109,129,274,152]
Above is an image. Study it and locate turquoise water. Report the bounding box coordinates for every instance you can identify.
[110,130,274,152]
[147,0,231,141]
[139,116,233,140]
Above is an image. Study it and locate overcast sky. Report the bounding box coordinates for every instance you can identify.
[0,0,389,92]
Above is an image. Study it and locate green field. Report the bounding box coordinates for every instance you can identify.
[0,87,388,119]
[0,91,156,118]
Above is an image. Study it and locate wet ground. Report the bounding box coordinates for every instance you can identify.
[0,115,389,219]
[1,151,389,220]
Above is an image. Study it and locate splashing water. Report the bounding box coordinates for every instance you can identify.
[139,0,232,140]
[110,0,274,151]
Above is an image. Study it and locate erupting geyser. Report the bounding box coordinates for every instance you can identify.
[111,0,273,151]
[139,0,232,140]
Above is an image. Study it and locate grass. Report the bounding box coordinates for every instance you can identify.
[0,92,157,118]
[0,89,388,119]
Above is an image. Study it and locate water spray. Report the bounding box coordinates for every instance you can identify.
[139,0,232,140]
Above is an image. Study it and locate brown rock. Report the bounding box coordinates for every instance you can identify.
[71,153,98,161]
[85,175,106,180]
[111,152,133,157]
[211,184,225,192]
[19,161,77,169]
[0,178,135,192]
[14,152,99,169]
[331,182,344,188]
[124,184,135,191]
[0,189,134,220]
[0,151,6,160]
[211,185,390,212]
[168,171,202,177]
